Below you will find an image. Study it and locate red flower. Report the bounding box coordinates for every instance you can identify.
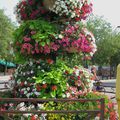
[70,76,74,80]
[77,76,81,80]
[20,82,24,86]
[108,102,113,109]
[65,70,69,74]
[75,17,81,21]
[51,85,57,91]
[46,59,54,64]
[110,111,117,120]
[74,66,79,69]
[42,84,47,89]
[31,115,36,120]
[22,1,27,6]
[36,85,41,91]
[16,42,20,46]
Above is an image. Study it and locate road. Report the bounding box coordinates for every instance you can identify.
[101,79,116,88]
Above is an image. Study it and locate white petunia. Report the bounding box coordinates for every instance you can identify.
[66,93,70,97]
[26,93,31,98]
[34,92,40,96]
[58,34,63,39]
[25,81,27,85]
[27,87,30,91]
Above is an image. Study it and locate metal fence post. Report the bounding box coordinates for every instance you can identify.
[100,98,105,120]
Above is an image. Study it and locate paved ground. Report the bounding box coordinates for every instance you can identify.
[0,74,12,91]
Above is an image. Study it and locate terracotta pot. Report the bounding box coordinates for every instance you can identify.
[43,0,56,10]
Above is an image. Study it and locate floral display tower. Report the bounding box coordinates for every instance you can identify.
[12,0,117,119]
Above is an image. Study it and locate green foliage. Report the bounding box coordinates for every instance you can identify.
[41,92,116,120]
[13,59,71,98]
[0,9,15,61]
[33,60,71,98]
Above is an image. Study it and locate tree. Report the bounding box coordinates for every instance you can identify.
[0,9,15,61]
[110,32,120,66]
[86,15,116,65]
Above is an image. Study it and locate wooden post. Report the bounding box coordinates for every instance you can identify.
[116,64,120,118]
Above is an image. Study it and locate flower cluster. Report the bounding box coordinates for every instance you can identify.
[92,92,117,120]
[14,0,58,23]
[14,0,92,23]
[13,59,69,98]
[14,0,44,22]
[57,23,97,57]
[64,66,94,98]
[14,20,60,60]
[49,0,92,21]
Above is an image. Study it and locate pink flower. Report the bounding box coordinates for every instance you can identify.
[21,43,33,54]
[31,31,36,35]
[35,43,39,53]
[23,36,31,42]
[28,0,34,5]
[50,42,59,51]
[21,13,27,19]
[43,45,50,54]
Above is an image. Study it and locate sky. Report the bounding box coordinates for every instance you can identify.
[0,0,120,28]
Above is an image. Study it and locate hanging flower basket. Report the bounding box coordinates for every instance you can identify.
[43,0,56,10]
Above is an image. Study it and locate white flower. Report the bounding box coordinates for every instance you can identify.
[23,113,31,117]
[42,81,46,84]
[34,92,40,96]
[49,0,83,18]
[23,73,26,76]
[18,102,25,108]
[58,34,63,39]
[27,87,30,91]
[25,81,27,85]
[24,90,28,94]
[71,13,76,18]
[62,94,66,98]
[66,92,70,97]
[26,93,31,98]
[38,104,44,109]
[31,70,34,74]
[38,66,40,69]
[28,104,35,109]
[19,106,26,111]
[75,69,79,76]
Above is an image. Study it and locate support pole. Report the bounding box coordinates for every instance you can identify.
[116,64,120,118]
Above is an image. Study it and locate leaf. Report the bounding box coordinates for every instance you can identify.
[36,77,43,83]
[51,91,56,97]
[46,39,50,44]
[29,24,34,29]
[40,42,46,46]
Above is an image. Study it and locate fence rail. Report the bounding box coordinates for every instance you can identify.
[0,98,105,120]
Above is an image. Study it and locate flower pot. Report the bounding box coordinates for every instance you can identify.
[43,0,56,10]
